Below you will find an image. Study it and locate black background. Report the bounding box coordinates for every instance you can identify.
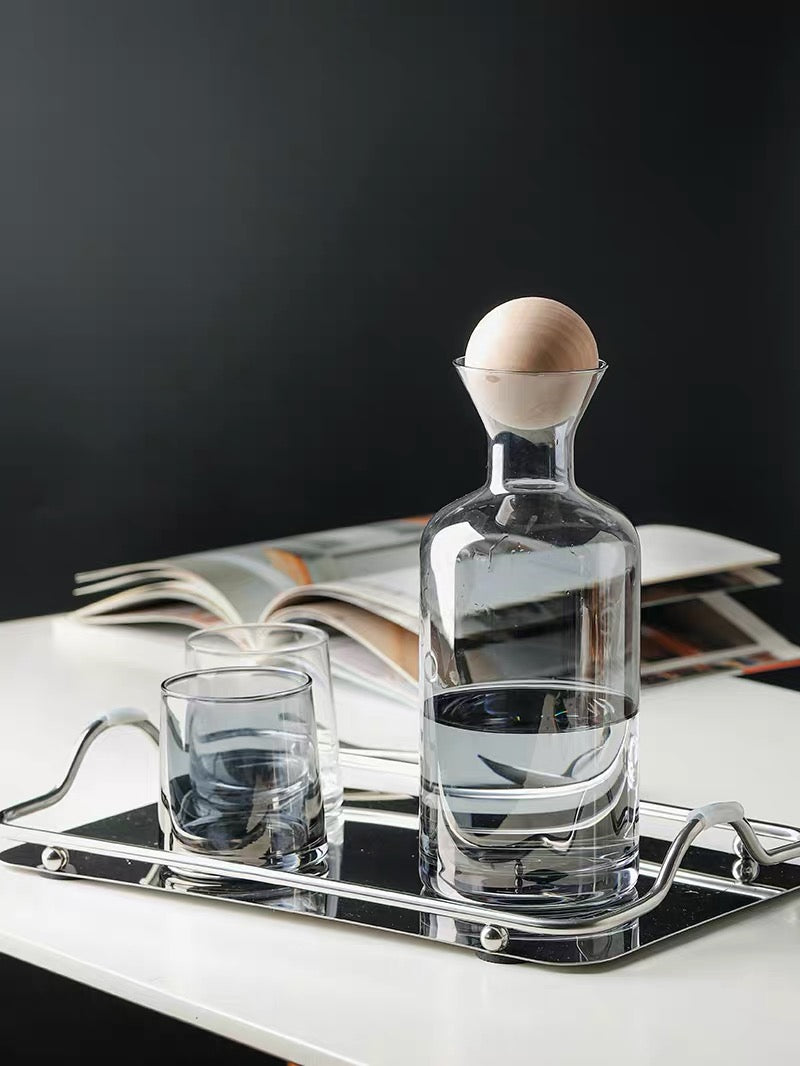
[1,2,799,641]
[0,955,282,1064]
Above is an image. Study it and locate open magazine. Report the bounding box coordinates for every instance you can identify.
[72,519,797,706]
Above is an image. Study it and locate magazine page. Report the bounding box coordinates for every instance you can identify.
[75,601,224,628]
[293,527,781,624]
[263,566,419,630]
[638,525,779,584]
[74,522,777,627]
[74,517,424,624]
[641,566,779,608]
[328,636,417,706]
[640,592,800,687]
[268,599,418,686]
[71,521,787,703]
[74,582,240,625]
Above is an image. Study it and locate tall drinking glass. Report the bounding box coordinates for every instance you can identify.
[160,666,327,873]
[185,624,343,827]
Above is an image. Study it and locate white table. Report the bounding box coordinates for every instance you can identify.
[1,614,799,1065]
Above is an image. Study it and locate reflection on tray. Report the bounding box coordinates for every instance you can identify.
[2,798,797,968]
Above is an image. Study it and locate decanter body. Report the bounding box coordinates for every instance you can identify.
[419,361,640,910]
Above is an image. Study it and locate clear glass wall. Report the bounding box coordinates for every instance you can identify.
[419,360,640,910]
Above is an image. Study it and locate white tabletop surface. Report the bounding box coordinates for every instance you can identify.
[1,614,799,1065]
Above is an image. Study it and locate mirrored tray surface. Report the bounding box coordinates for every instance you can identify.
[3,795,800,967]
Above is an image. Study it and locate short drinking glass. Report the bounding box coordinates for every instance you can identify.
[160,667,327,873]
[185,624,343,826]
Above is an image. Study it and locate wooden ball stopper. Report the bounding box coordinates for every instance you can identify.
[462,298,600,433]
[465,297,598,372]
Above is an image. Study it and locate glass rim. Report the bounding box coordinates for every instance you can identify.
[453,356,608,378]
[161,665,313,703]
[185,622,328,656]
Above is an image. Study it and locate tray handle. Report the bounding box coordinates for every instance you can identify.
[0,708,158,823]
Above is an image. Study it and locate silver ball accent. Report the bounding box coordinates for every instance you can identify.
[479,924,509,953]
[40,846,69,873]
[732,856,760,884]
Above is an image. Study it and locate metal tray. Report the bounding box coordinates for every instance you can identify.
[2,709,800,967]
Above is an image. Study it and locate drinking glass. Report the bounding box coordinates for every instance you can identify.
[160,666,327,873]
[185,624,343,826]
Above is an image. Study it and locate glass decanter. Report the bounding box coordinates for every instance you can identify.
[419,358,640,911]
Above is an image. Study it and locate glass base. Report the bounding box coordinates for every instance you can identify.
[419,848,639,912]
[159,823,329,883]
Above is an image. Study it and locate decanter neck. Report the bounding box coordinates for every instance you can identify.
[487,429,575,492]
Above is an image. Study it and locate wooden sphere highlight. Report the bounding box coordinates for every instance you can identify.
[464,297,598,373]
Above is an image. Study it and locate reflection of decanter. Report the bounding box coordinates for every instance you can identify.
[419,306,640,912]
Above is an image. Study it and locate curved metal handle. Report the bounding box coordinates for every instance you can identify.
[527,800,800,937]
[1,796,794,939]
[1,711,798,940]
[732,815,800,867]
[0,708,159,824]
